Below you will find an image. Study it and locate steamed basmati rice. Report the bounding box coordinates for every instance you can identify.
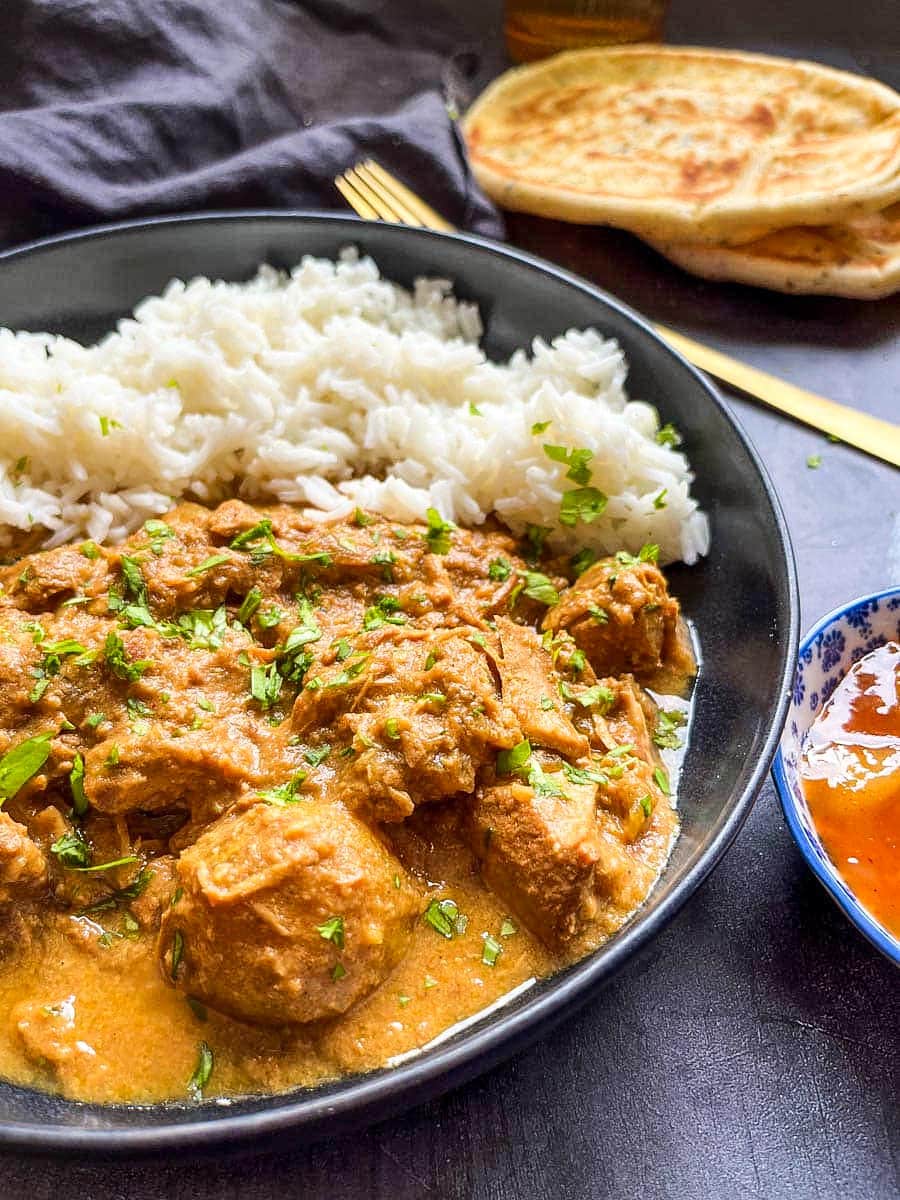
[0,249,708,564]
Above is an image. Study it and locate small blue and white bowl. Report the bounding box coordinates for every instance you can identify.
[772,585,900,966]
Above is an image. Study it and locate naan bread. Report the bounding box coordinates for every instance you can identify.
[646,204,900,299]
[464,46,900,245]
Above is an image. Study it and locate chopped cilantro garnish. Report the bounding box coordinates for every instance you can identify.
[120,556,148,606]
[423,507,455,555]
[656,422,681,447]
[303,745,331,767]
[543,443,593,485]
[500,918,517,938]
[188,1041,213,1099]
[250,662,282,708]
[383,717,401,740]
[69,751,87,816]
[530,420,551,435]
[539,696,554,711]
[520,571,559,607]
[496,739,531,776]
[258,770,308,805]
[143,519,176,553]
[653,709,687,750]
[85,712,105,729]
[653,489,668,510]
[237,587,262,625]
[559,486,608,527]
[563,762,609,788]
[468,401,483,416]
[104,631,151,682]
[353,508,374,527]
[363,594,406,630]
[424,898,465,940]
[256,605,285,629]
[186,554,230,577]
[653,767,671,795]
[640,793,653,817]
[372,549,396,582]
[332,962,347,982]
[481,933,503,967]
[316,916,345,949]
[488,557,511,582]
[50,828,91,869]
[98,415,122,437]
[588,605,608,624]
[807,454,822,469]
[615,543,660,567]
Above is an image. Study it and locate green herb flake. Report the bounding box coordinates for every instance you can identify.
[237,587,262,625]
[424,974,438,989]
[363,594,406,631]
[250,661,282,709]
[500,917,517,938]
[316,915,345,950]
[423,507,455,555]
[70,751,87,817]
[50,829,92,869]
[653,766,671,795]
[104,744,120,768]
[0,731,53,805]
[256,605,285,630]
[656,422,681,448]
[543,443,593,486]
[98,415,122,437]
[652,489,668,510]
[188,1041,213,1099]
[539,696,554,711]
[258,770,308,805]
[640,793,653,817]
[559,486,608,528]
[70,853,139,874]
[171,930,185,979]
[332,638,352,662]
[186,554,230,577]
[424,897,462,940]
[383,717,401,740]
[496,738,531,777]
[521,571,559,607]
[468,401,483,417]
[653,709,687,750]
[303,745,331,767]
[488,557,511,583]
[481,933,503,967]
[530,420,551,435]
[588,605,608,624]
[331,962,347,982]
[104,631,152,682]
[807,454,822,469]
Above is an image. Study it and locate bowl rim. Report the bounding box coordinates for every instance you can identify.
[0,210,800,1154]
[772,584,900,967]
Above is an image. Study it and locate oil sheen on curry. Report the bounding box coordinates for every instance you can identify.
[0,502,693,1103]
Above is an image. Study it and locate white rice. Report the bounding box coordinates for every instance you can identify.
[0,248,708,564]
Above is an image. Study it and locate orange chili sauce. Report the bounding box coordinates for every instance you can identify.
[800,641,900,939]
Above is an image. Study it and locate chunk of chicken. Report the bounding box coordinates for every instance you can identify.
[543,556,682,680]
[158,801,420,1025]
[467,767,602,946]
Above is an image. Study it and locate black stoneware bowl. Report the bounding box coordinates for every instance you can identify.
[0,213,798,1155]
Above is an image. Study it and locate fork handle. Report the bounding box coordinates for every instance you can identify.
[656,324,900,469]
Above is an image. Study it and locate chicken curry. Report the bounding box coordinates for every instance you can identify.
[0,501,693,1103]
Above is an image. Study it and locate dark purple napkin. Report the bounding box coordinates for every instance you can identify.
[0,0,504,248]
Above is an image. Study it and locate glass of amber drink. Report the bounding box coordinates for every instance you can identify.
[504,0,668,62]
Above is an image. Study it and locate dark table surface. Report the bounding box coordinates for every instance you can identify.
[3,2,899,1197]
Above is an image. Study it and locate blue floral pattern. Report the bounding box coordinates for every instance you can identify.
[773,586,900,965]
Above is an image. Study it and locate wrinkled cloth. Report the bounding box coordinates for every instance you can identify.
[0,0,504,248]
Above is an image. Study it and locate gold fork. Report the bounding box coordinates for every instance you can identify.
[335,159,900,469]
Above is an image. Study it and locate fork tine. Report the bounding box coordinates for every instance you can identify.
[358,161,457,233]
[346,165,424,228]
[334,175,381,221]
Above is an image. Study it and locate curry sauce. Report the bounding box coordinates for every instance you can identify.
[0,502,689,1103]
